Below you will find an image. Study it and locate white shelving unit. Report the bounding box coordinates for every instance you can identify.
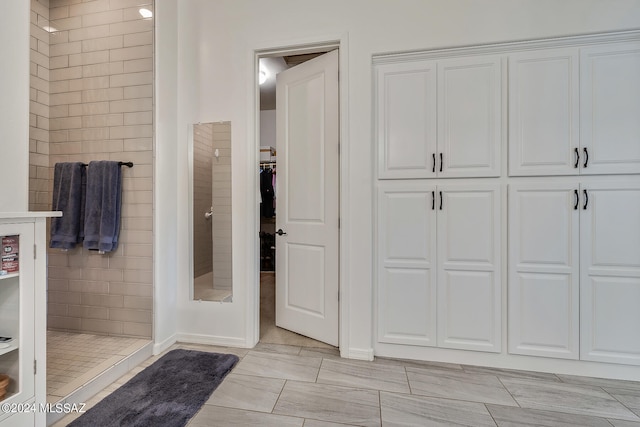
[0,213,59,427]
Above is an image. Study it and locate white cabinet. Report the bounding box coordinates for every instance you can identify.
[508,49,579,176]
[376,55,502,179]
[580,181,640,365]
[580,42,640,175]
[436,184,502,351]
[0,214,55,427]
[376,61,436,179]
[509,41,640,177]
[508,183,580,359]
[377,181,501,352]
[509,180,640,365]
[437,56,502,178]
[377,182,437,346]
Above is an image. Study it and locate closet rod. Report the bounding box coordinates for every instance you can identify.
[80,161,134,168]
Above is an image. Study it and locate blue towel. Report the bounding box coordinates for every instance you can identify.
[83,161,123,253]
[50,162,86,249]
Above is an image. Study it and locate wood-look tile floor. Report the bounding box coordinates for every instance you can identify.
[54,340,640,426]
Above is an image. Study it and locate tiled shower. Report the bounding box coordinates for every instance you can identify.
[29,0,155,406]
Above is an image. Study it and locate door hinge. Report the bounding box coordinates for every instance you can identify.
[34,360,37,375]
[338,217,340,229]
[338,290,340,302]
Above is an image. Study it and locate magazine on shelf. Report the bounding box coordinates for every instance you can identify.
[1,235,19,275]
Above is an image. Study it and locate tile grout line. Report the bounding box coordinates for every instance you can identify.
[496,375,523,408]
[483,403,499,427]
[270,378,287,415]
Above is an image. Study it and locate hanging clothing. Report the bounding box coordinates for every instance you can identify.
[260,168,275,218]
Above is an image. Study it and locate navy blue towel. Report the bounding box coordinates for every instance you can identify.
[50,162,86,249]
[83,161,123,253]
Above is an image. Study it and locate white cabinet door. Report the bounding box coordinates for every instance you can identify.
[377,182,437,346]
[508,49,579,176]
[580,42,640,175]
[508,183,580,359]
[581,180,640,365]
[376,61,437,179]
[436,183,501,352]
[437,56,502,178]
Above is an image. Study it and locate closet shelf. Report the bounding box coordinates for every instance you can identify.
[0,342,18,357]
[0,273,18,281]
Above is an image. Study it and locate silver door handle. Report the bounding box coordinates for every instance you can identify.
[204,207,213,219]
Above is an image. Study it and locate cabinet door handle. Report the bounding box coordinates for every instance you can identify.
[432,153,436,173]
[439,191,443,210]
[583,189,588,210]
[431,191,435,210]
[574,189,579,210]
[439,153,443,172]
[583,147,589,168]
[574,148,580,168]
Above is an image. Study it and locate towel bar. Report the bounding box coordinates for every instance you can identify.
[79,162,134,168]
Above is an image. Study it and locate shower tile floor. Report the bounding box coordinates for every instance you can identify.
[46,330,150,403]
[194,271,232,301]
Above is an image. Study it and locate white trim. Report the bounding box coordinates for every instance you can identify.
[153,333,177,355]
[375,343,640,382]
[372,29,640,64]
[345,347,375,361]
[250,32,350,353]
[177,333,249,348]
[0,212,60,219]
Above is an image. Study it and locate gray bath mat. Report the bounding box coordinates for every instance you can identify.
[68,349,239,427]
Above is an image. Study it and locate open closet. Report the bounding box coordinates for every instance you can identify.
[257,53,336,349]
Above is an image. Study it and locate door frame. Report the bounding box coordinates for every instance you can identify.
[250,35,349,354]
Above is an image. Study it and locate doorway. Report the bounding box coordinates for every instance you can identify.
[257,46,340,349]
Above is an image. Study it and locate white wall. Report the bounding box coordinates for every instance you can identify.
[157,0,640,353]
[260,110,276,152]
[0,1,30,212]
[153,0,179,353]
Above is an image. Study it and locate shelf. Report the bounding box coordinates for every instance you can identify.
[0,342,18,357]
[0,273,18,281]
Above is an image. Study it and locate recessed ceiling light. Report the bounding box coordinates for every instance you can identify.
[139,8,153,19]
[259,66,269,85]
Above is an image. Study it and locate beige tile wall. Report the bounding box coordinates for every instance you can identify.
[193,123,214,279]
[41,0,154,338]
[30,0,51,212]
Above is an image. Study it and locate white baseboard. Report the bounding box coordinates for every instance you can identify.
[344,347,374,361]
[153,333,177,355]
[176,333,248,348]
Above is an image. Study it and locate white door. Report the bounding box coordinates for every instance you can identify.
[437,55,502,178]
[436,184,502,352]
[508,48,579,176]
[580,180,640,365]
[377,181,437,347]
[275,50,339,346]
[580,42,640,175]
[508,182,580,359]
